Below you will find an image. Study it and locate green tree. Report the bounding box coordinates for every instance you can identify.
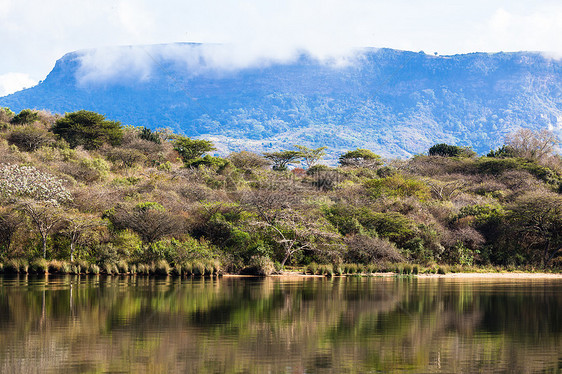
[294,145,327,169]
[263,150,303,171]
[53,110,123,149]
[173,135,215,164]
[428,143,475,158]
[10,109,39,125]
[339,148,382,168]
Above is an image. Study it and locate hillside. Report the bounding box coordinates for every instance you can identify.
[1,43,562,158]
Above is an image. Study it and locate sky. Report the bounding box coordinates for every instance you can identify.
[1,0,562,96]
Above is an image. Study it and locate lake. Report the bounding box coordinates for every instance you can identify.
[0,275,561,373]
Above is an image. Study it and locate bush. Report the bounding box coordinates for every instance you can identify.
[89,264,100,274]
[241,256,275,276]
[116,260,129,274]
[10,109,39,125]
[192,261,206,276]
[344,234,404,264]
[53,110,123,149]
[30,258,49,273]
[428,143,475,158]
[5,259,28,273]
[7,125,55,152]
[155,260,171,275]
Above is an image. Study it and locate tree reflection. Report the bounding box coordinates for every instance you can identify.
[0,276,561,373]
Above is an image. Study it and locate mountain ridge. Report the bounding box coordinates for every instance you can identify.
[1,43,561,159]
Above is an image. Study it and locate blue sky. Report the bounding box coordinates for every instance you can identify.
[1,0,561,96]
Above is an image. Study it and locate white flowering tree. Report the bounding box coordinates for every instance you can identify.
[0,164,71,204]
[0,164,71,258]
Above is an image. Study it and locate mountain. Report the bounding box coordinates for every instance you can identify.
[1,43,561,159]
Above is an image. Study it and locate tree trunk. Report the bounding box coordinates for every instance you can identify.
[280,251,291,268]
[70,241,75,262]
[42,235,47,259]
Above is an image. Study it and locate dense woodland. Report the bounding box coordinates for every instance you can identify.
[0,107,561,275]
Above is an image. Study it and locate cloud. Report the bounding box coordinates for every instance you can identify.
[75,43,367,85]
[0,73,37,96]
[3,0,562,83]
[466,4,562,58]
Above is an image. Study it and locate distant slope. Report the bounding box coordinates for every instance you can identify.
[1,43,561,158]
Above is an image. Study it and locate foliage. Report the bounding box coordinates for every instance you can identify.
[0,107,561,271]
[173,135,215,163]
[53,110,123,149]
[10,109,39,125]
[339,148,382,168]
[428,143,476,158]
[263,150,303,171]
[294,145,327,169]
[139,126,161,144]
[7,125,55,152]
[0,164,71,204]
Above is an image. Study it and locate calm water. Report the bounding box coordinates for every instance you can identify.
[0,275,561,373]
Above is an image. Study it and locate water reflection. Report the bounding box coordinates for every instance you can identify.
[0,275,561,373]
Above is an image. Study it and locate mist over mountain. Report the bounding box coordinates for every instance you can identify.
[1,43,561,159]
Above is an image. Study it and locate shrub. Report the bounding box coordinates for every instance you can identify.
[89,264,100,274]
[339,149,382,168]
[307,262,319,275]
[318,264,334,276]
[30,258,49,273]
[180,262,192,276]
[365,175,431,200]
[192,261,206,276]
[53,110,123,149]
[10,109,39,125]
[116,260,129,274]
[5,259,27,273]
[344,234,405,264]
[7,125,55,152]
[242,256,275,276]
[428,143,475,158]
[155,260,170,275]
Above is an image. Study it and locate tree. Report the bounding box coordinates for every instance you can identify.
[139,126,161,144]
[339,149,382,168]
[507,191,562,266]
[428,143,476,158]
[173,135,215,164]
[0,208,22,255]
[7,125,55,152]
[504,128,559,161]
[228,151,271,170]
[10,109,39,125]
[263,150,303,171]
[53,110,123,149]
[63,212,105,261]
[106,202,180,246]
[243,191,339,267]
[294,145,327,169]
[17,199,64,258]
[0,164,71,205]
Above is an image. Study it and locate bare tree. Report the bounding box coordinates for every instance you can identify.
[107,202,181,246]
[63,211,105,261]
[508,191,562,266]
[505,128,559,161]
[17,200,64,258]
[243,191,339,267]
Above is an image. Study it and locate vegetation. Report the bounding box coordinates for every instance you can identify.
[0,108,561,275]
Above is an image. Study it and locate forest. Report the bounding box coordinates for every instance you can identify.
[0,107,561,275]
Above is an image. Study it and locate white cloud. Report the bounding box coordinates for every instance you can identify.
[2,0,562,82]
[0,73,37,96]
